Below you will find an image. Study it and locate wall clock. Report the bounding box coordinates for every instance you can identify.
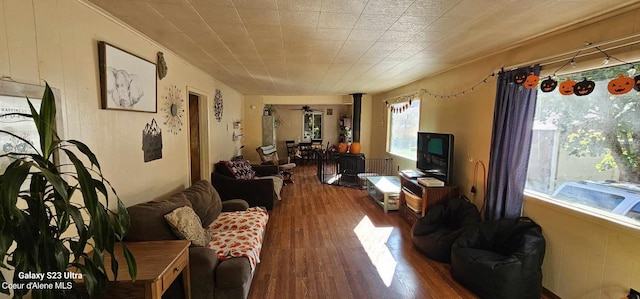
[162,85,184,134]
[214,89,223,122]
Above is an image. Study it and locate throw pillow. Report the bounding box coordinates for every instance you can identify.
[164,206,211,246]
[230,160,256,180]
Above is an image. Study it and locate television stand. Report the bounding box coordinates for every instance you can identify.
[398,172,459,226]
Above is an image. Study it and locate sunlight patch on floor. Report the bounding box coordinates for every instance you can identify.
[353,216,397,287]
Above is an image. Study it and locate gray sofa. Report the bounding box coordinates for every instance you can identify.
[125,180,266,299]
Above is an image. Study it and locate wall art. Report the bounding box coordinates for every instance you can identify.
[0,80,63,174]
[99,41,157,112]
[142,118,162,162]
[162,85,184,135]
[214,89,223,122]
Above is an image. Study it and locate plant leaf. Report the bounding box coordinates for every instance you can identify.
[121,244,137,281]
[28,83,57,159]
[67,140,101,171]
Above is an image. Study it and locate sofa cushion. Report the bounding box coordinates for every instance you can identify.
[182,180,222,227]
[164,206,211,247]
[125,193,192,242]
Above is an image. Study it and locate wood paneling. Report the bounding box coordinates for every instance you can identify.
[250,166,554,298]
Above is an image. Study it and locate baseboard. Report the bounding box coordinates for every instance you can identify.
[543,287,561,299]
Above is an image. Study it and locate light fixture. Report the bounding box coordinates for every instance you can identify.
[570,59,577,68]
[602,56,610,65]
[628,66,637,76]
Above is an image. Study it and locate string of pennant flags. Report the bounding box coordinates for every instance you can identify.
[386,42,640,114]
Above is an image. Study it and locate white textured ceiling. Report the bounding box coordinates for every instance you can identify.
[89,0,640,96]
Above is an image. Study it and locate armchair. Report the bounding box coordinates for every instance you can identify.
[212,160,283,210]
[256,144,296,184]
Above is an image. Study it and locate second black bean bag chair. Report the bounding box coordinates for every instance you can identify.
[451,217,546,299]
[410,196,481,263]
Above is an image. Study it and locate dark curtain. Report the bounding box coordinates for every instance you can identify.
[485,65,540,220]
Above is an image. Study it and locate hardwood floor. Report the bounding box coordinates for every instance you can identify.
[248,165,479,299]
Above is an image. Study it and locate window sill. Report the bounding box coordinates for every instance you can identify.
[387,151,416,161]
[524,190,640,235]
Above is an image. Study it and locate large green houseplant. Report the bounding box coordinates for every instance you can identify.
[0,83,136,298]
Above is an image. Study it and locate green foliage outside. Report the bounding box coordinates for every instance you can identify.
[535,63,640,183]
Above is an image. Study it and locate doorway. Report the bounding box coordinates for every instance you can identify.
[188,93,201,184]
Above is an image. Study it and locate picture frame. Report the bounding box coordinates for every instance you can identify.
[98,41,157,113]
[0,80,63,174]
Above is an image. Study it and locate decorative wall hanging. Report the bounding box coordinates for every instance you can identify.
[559,78,577,95]
[157,52,168,80]
[523,72,539,89]
[142,118,162,162]
[0,80,63,174]
[540,77,558,92]
[162,85,184,135]
[214,89,223,122]
[573,78,595,96]
[514,71,528,84]
[99,41,157,112]
[383,41,640,104]
[607,74,634,95]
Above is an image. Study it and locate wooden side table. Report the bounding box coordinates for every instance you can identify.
[398,173,460,226]
[79,240,191,299]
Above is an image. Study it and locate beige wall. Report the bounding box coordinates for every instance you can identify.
[0,0,243,208]
[242,94,374,162]
[370,6,640,299]
[272,104,348,155]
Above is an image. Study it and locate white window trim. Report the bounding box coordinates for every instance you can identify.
[524,189,640,232]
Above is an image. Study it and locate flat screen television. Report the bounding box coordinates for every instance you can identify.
[416,132,454,185]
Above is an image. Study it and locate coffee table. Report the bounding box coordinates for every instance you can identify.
[365,176,401,213]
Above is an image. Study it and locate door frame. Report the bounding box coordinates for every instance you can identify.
[186,86,210,183]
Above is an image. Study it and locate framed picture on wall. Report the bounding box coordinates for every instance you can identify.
[98,41,157,113]
[0,80,63,175]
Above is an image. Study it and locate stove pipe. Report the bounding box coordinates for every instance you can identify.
[351,93,363,142]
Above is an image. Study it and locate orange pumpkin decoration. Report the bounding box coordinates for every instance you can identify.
[338,142,348,153]
[523,72,539,89]
[607,73,634,95]
[559,78,577,95]
[349,142,361,154]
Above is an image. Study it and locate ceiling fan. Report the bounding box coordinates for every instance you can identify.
[290,105,321,112]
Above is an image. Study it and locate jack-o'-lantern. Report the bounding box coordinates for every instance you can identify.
[634,74,640,92]
[573,78,595,96]
[573,78,596,96]
[514,71,527,84]
[607,73,634,95]
[338,142,348,153]
[559,78,577,95]
[540,77,558,92]
[524,72,540,89]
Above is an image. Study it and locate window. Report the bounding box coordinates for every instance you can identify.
[526,62,640,225]
[388,99,420,159]
[303,112,322,140]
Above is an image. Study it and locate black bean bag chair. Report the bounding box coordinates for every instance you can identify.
[451,217,546,299]
[410,196,481,263]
